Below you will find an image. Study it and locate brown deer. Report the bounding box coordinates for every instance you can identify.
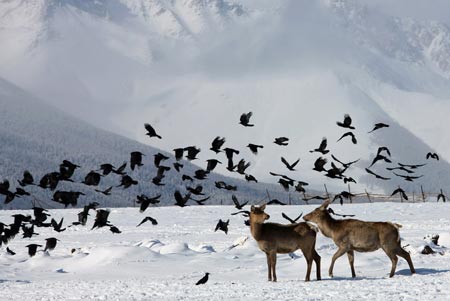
[303,200,415,278]
[249,204,321,282]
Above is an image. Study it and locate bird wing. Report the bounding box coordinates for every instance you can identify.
[281,213,295,223]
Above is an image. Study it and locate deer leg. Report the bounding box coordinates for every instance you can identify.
[271,252,277,282]
[313,250,321,280]
[329,247,347,278]
[302,250,313,282]
[396,247,416,275]
[265,253,272,281]
[347,250,356,278]
[383,248,398,278]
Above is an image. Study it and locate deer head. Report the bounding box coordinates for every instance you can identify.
[303,200,331,223]
[250,204,270,223]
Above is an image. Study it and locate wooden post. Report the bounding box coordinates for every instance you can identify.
[324,184,330,200]
[288,193,292,205]
[412,191,415,203]
[421,185,426,202]
[302,192,308,204]
[365,189,372,203]
[348,183,353,204]
[399,186,403,203]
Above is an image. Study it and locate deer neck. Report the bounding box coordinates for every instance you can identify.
[317,213,337,238]
[250,220,264,241]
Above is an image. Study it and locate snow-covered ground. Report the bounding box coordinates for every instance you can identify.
[1,202,449,300]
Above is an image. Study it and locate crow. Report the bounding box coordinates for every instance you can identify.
[337,132,357,144]
[295,181,309,193]
[232,195,248,210]
[281,157,300,171]
[82,171,102,186]
[184,146,201,161]
[33,207,50,225]
[130,151,145,170]
[313,157,327,172]
[194,169,209,180]
[331,155,360,169]
[245,174,258,183]
[368,123,389,133]
[206,159,222,172]
[6,247,15,255]
[195,273,210,285]
[369,154,392,167]
[53,191,84,208]
[215,219,229,234]
[365,168,391,180]
[278,178,293,191]
[393,172,423,182]
[18,170,35,187]
[173,162,184,172]
[95,186,113,196]
[236,159,251,175]
[154,152,169,168]
[109,225,121,234]
[247,144,264,155]
[22,224,38,238]
[91,209,111,230]
[267,199,286,205]
[174,190,191,207]
[337,114,355,129]
[386,166,414,174]
[343,177,357,184]
[144,123,162,139]
[137,216,158,227]
[376,146,391,157]
[239,112,254,127]
[182,174,194,182]
[437,190,446,202]
[136,194,161,213]
[51,218,66,232]
[118,175,138,189]
[210,137,226,153]
[44,237,59,252]
[282,212,303,224]
[39,172,60,190]
[398,162,426,169]
[310,137,329,154]
[215,181,237,191]
[190,196,210,205]
[426,152,439,161]
[274,137,289,146]
[187,185,204,196]
[391,188,408,200]
[325,162,345,179]
[25,244,42,257]
[98,163,115,176]
[224,148,240,160]
[173,148,185,161]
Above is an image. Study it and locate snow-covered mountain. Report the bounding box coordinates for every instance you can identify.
[1,0,450,194]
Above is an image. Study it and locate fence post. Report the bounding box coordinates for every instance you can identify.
[348,183,353,204]
[412,191,415,203]
[324,184,330,200]
[421,185,426,202]
[365,189,372,203]
[399,186,403,203]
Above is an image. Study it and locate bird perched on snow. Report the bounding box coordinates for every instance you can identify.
[336,114,355,129]
[144,123,162,139]
[239,112,254,127]
[215,219,229,234]
[195,272,210,285]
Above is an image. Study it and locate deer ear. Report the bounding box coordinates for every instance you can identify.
[250,205,255,212]
[260,203,266,211]
[320,200,331,210]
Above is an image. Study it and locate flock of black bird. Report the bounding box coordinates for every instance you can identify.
[0,112,446,285]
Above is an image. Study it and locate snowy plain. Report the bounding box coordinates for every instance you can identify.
[1,202,449,300]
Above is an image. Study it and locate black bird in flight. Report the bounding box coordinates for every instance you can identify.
[6,247,15,256]
[310,137,329,154]
[136,194,161,213]
[173,162,184,172]
[274,137,289,146]
[236,159,251,175]
[18,170,35,187]
[281,157,300,171]
[95,186,113,196]
[51,218,66,232]
[398,162,426,169]
[44,237,59,252]
[377,146,391,157]
[426,152,439,161]
[245,174,258,183]
[282,212,303,224]
[109,226,121,234]
[232,195,248,210]
[137,216,158,227]
[331,155,360,169]
[184,146,201,161]
[91,209,111,230]
[82,171,102,186]
[247,143,264,155]
[368,123,389,133]
[336,114,355,129]
[186,185,205,196]
[386,166,414,174]
[194,169,209,180]
[295,181,309,193]
[393,172,423,182]
[118,175,138,189]
[267,199,287,205]
[144,123,162,139]
[190,196,210,205]
[130,152,145,170]
[98,163,115,176]
[182,174,194,182]
[313,157,328,172]
[195,273,210,285]
[239,112,254,127]
[39,172,60,190]
[337,132,357,144]
[206,159,222,172]
[173,148,185,161]
[174,190,191,207]
[154,152,170,168]
[210,137,226,154]
[215,219,229,234]
[365,168,391,180]
[391,188,408,200]
[26,244,42,257]
[278,178,294,192]
[437,190,446,202]
[369,154,392,167]
[113,162,127,175]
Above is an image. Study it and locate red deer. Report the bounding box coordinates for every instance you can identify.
[303,200,415,278]
[249,204,321,282]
